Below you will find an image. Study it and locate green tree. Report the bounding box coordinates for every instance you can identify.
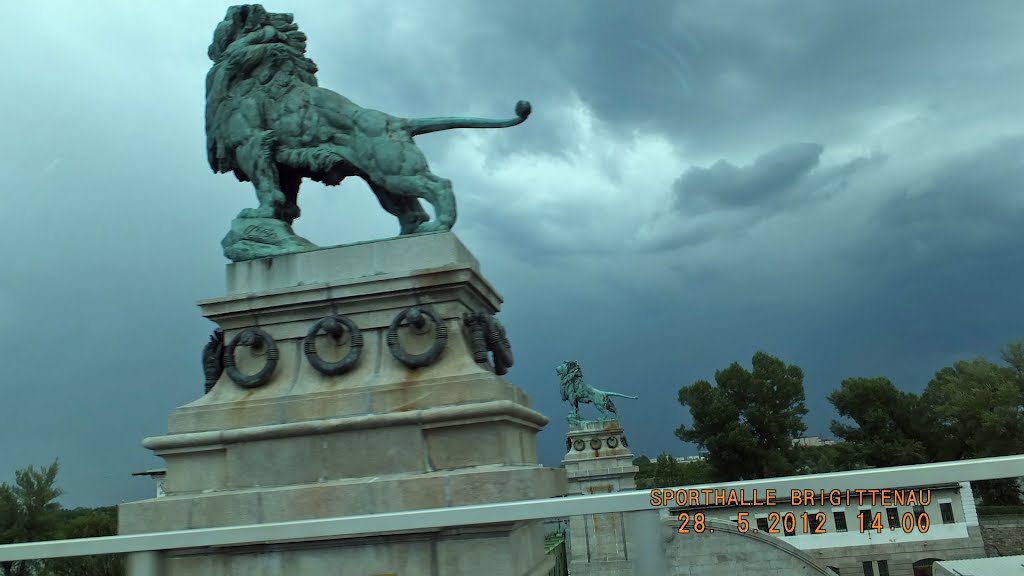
[828,377,929,468]
[794,443,847,474]
[673,459,715,487]
[1000,341,1024,379]
[675,351,809,481]
[633,456,653,488]
[0,461,63,576]
[44,507,124,576]
[826,343,1024,506]
[921,356,1024,461]
[633,454,714,489]
[921,354,1024,505]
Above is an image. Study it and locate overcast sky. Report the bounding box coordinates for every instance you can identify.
[2,1,1022,507]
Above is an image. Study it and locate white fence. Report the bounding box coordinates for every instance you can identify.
[0,455,1021,575]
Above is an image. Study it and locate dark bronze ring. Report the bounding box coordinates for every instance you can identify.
[304,315,364,376]
[573,439,585,451]
[387,307,448,368]
[606,436,619,449]
[223,328,278,389]
[590,438,602,450]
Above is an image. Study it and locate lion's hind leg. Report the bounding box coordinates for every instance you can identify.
[367,181,429,235]
[381,173,456,234]
[594,393,613,419]
[235,131,287,220]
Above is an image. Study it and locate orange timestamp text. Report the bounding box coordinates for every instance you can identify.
[675,509,932,535]
[650,488,932,508]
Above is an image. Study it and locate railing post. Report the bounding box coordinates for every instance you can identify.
[126,550,160,576]
[627,509,669,575]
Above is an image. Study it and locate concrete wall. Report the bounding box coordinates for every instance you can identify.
[935,554,1024,576]
[569,478,999,575]
[663,517,831,576]
[655,514,983,576]
[803,525,985,576]
[564,515,831,575]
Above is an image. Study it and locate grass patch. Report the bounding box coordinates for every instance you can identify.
[977,505,1024,516]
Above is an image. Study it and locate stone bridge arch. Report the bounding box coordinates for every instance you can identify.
[913,558,944,576]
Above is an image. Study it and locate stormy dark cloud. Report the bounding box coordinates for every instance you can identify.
[673,142,824,211]
[1,0,1022,507]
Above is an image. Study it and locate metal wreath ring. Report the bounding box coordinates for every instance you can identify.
[387,306,448,368]
[484,316,514,370]
[303,315,364,376]
[223,328,279,389]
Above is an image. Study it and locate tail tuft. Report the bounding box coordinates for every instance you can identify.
[515,100,532,120]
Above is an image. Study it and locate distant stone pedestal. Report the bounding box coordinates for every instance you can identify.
[563,419,639,576]
[118,232,566,576]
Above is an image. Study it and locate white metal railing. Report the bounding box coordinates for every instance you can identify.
[0,455,1020,574]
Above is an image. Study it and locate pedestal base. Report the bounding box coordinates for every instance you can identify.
[563,419,639,576]
[119,233,566,576]
[157,522,556,576]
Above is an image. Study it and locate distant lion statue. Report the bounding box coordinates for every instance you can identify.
[556,360,638,421]
[206,5,531,259]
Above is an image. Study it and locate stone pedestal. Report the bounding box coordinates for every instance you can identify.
[563,419,639,576]
[118,232,566,576]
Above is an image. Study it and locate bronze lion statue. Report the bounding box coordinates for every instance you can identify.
[557,360,638,421]
[206,5,531,260]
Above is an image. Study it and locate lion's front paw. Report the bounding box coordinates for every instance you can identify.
[238,207,276,219]
[412,220,450,234]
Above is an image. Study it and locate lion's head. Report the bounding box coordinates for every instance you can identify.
[207,4,317,82]
[556,360,583,385]
[205,4,318,174]
[208,5,306,61]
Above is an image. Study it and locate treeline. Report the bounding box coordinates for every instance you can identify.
[635,341,1024,505]
[0,461,123,576]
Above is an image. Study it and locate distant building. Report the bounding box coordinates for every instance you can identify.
[131,469,166,498]
[675,454,707,463]
[794,436,837,447]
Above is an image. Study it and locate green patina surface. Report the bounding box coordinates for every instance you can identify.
[206,4,532,261]
[557,360,638,423]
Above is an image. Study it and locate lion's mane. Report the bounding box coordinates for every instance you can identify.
[205,4,320,176]
[558,360,586,402]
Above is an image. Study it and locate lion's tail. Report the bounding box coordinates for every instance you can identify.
[605,392,638,400]
[407,101,532,136]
